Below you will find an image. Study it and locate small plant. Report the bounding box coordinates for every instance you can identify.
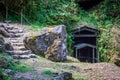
[0,52,32,80]
[9,62,31,72]
[0,68,12,80]
[41,69,57,77]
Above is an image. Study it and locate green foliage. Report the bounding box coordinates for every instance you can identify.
[41,68,56,77]
[0,53,31,80]
[89,0,120,62]
[0,68,12,80]
[98,27,112,62]
[0,53,31,72]
[9,62,31,72]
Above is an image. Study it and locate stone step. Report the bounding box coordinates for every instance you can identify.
[12,43,24,46]
[13,33,24,37]
[12,55,30,59]
[6,50,32,55]
[8,30,23,33]
[9,37,23,40]
[6,26,21,30]
[9,34,24,38]
[6,27,17,30]
[10,38,23,42]
[5,26,22,30]
[12,54,37,59]
[6,27,22,30]
[13,46,27,50]
[10,40,23,43]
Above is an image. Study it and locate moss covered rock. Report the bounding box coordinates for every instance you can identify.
[113,54,120,67]
[23,25,67,61]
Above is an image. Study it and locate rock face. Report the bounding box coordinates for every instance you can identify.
[0,24,13,52]
[111,26,120,66]
[113,54,120,67]
[23,25,67,61]
[0,36,5,52]
[59,72,74,80]
[52,71,74,80]
[0,24,11,37]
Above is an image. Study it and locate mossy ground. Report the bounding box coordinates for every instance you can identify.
[10,56,120,80]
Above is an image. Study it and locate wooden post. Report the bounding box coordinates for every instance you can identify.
[76,48,78,59]
[97,48,100,62]
[96,35,100,62]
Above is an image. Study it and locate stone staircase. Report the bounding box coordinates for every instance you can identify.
[5,25,37,59]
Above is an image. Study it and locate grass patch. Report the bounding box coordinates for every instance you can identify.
[0,53,31,72]
[9,63,32,72]
[72,73,90,80]
[41,68,57,77]
[0,53,32,80]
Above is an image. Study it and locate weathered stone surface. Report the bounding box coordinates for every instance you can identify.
[0,24,10,37]
[0,24,13,52]
[0,56,8,68]
[0,24,20,38]
[23,25,67,61]
[59,72,74,80]
[52,71,74,80]
[113,54,120,67]
[111,26,120,66]
[0,36,5,52]
[4,41,13,51]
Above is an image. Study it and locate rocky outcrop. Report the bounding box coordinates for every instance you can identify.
[59,72,74,80]
[51,71,74,80]
[23,25,67,61]
[0,24,13,52]
[113,54,120,67]
[0,24,12,37]
[111,26,120,66]
[0,36,5,52]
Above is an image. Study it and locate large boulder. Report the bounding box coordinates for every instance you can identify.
[23,25,67,61]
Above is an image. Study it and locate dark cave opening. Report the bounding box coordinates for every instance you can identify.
[0,3,6,20]
[77,0,104,11]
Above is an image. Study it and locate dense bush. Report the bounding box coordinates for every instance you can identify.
[89,0,120,62]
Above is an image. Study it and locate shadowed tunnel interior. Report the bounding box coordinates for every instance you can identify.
[72,26,99,63]
[77,0,104,11]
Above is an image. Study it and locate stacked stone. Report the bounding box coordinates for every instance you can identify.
[0,23,36,59]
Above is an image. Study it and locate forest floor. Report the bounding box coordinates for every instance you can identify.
[3,23,120,80]
[11,56,120,80]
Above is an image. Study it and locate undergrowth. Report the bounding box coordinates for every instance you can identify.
[41,68,57,77]
[0,53,31,80]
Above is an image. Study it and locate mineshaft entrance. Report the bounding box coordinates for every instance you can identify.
[72,26,99,63]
